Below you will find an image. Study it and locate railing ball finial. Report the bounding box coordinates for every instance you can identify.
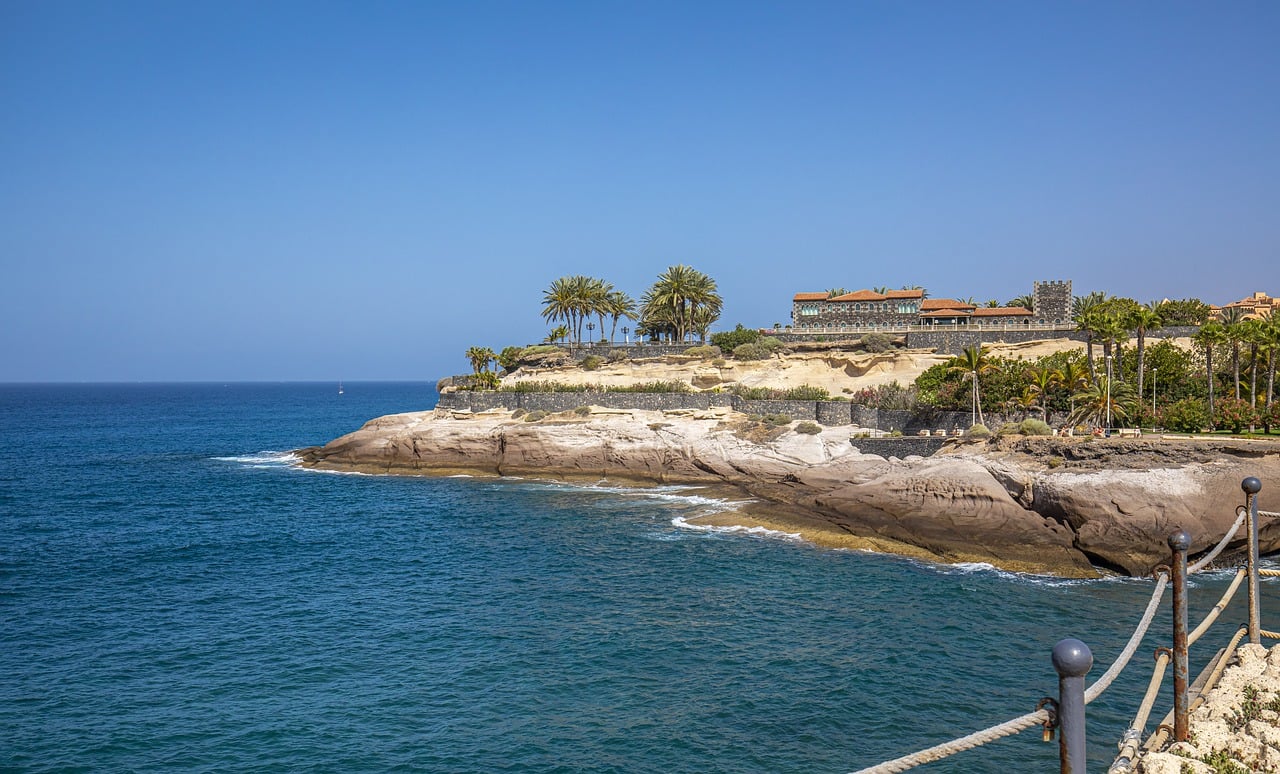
[1243,477,1262,495]
[1168,530,1191,552]
[1052,638,1093,678]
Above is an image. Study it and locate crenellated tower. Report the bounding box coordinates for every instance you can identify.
[1032,280,1072,324]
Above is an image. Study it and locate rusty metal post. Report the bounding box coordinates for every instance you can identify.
[1169,529,1190,742]
[1053,638,1092,774]
[1244,477,1263,645]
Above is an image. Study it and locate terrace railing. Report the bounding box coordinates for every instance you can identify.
[850,478,1275,774]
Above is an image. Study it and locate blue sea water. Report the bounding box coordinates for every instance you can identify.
[1,382,1274,773]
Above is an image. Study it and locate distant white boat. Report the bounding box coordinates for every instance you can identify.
[338,381,344,395]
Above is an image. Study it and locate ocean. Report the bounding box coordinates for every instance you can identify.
[1,382,1272,772]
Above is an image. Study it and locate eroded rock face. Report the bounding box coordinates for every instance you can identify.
[297,409,1280,577]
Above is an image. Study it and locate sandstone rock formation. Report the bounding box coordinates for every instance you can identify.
[297,408,1280,577]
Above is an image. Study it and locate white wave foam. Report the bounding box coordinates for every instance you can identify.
[671,515,803,542]
[215,451,299,466]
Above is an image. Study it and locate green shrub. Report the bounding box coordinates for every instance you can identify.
[1163,398,1211,433]
[606,381,693,394]
[732,342,772,361]
[500,381,593,393]
[758,336,784,352]
[795,421,822,435]
[762,413,792,426]
[523,410,549,422]
[1214,397,1257,434]
[710,324,759,352]
[511,408,527,418]
[1046,456,1064,469]
[683,345,721,358]
[580,355,604,371]
[1019,418,1053,436]
[997,422,1022,436]
[888,429,903,437]
[573,405,592,416]
[732,386,774,400]
[964,424,991,438]
[782,385,831,401]
[606,349,630,363]
[861,332,893,353]
[712,358,727,368]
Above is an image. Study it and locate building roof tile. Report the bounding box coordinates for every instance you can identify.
[920,298,974,311]
[884,289,925,299]
[970,306,1033,316]
[792,292,829,301]
[829,289,886,302]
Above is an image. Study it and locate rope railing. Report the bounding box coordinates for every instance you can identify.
[850,479,1268,774]
[1188,508,1247,573]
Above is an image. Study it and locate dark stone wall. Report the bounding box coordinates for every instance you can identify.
[906,328,1088,356]
[850,437,949,458]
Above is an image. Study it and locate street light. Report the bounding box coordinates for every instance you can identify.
[1152,366,1158,423]
[1105,354,1113,434]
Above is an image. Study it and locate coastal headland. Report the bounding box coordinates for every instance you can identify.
[297,402,1280,578]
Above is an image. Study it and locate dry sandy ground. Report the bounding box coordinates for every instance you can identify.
[501,336,1153,395]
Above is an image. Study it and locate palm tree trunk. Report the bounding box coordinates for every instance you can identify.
[1268,349,1276,410]
[1086,334,1096,382]
[1233,343,1241,400]
[1136,330,1146,399]
[1207,345,1216,417]
[1249,344,1259,405]
[974,374,985,427]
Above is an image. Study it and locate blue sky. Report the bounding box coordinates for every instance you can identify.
[2,1,1277,381]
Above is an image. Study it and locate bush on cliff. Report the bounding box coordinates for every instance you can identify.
[794,421,822,435]
[860,332,893,353]
[710,324,759,352]
[1018,418,1053,436]
[964,424,991,438]
[733,342,772,361]
[683,345,721,358]
[1162,398,1211,433]
[580,355,604,371]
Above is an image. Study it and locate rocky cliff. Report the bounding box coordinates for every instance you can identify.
[296,407,1280,578]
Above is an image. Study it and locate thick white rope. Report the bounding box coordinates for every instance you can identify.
[1188,569,1247,646]
[1086,572,1168,703]
[1189,509,1248,573]
[849,711,1049,774]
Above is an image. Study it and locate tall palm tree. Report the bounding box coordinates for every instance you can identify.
[948,345,997,427]
[827,288,849,298]
[1073,292,1107,381]
[1194,321,1227,417]
[465,346,495,375]
[545,325,570,344]
[1129,303,1164,400]
[1221,306,1248,400]
[606,291,636,343]
[641,265,722,343]
[1053,359,1091,418]
[1261,312,1279,413]
[1007,294,1034,310]
[540,276,578,343]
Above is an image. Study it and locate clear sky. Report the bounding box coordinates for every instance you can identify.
[2,1,1277,382]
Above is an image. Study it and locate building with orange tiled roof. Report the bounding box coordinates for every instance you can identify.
[790,281,1071,330]
[1220,291,1280,321]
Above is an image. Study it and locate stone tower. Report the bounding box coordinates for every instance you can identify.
[1032,280,1072,324]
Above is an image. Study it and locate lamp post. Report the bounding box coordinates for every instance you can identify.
[1105,354,1113,434]
[1152,367,1157,423]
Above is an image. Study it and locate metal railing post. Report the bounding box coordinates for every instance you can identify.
[1053,638,1092,774]
[1244,477,1263,645]
[1169,529,1190,741]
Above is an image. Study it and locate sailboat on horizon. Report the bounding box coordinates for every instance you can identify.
[338,381,344,395]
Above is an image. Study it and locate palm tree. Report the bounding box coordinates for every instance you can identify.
[827,288,849,298]
[1221,306,1248,400]
[1011,388,1039,421]
[605,291,636,343]
[1053,359,1091,417]
[641,265,722,343]
[1242,317,1265,409]
[545,325,570,344]
[1007,294,1034,310]
[1129,303,1163,400]
[948,345,996,427]
[1260,312,1279,413]
[465,346,495,375]
[984,299,1000,308]
[1068,377,1137,429]
[1073,292,1107,381]
[1194,321,1227,417]
[540,276,578,343]
[1026,365,1057,421]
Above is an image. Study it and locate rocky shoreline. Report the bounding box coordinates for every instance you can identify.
[296,406,1280,577]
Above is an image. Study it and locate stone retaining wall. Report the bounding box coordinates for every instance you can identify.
[851,437,950,458]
